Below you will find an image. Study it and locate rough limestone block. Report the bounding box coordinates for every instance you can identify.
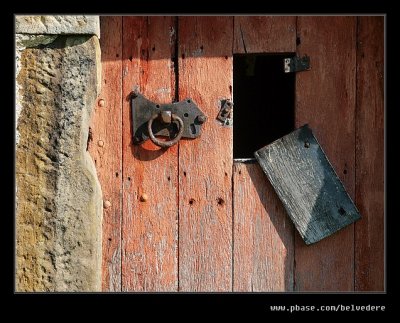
[16,35,102,291]
[15,16,100,38]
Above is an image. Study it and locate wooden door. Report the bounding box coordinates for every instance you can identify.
[89,16,384,292]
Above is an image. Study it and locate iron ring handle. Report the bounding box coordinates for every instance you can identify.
[147,113,184,148]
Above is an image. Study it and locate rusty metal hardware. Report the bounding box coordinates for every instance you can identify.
[217,99,233,126]
[148,112,184,148]
[131,91,207,147]
[284,55,310,73]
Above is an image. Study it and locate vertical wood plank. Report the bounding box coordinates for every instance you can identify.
[88,16,122,291]
[355,16,384,291]
[233,16,296,53]
[178,16,233,291]
[233,163,294,291]
[295,17,357,291]
[121,16,178,291]
[232,16,296,291]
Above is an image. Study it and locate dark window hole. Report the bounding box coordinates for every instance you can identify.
[128,177,131,181]
[233,54,295,158]
[338,207,346,215]
[189,198,195,205]
[184,113,189,117]
[343,169,348,175]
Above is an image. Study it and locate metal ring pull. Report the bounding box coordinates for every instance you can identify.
[147,113,184,148]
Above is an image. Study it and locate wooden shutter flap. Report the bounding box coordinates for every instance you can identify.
[254,124,361,245]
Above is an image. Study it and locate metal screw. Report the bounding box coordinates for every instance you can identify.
[140,193,148,202]
[98,99,105,107]
[103,200,111,209]
[197,115,207,124]
[98,140,104,147]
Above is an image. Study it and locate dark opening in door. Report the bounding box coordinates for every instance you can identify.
[233,54,296,159]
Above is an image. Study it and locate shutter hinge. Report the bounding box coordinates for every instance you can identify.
[284,55,310,73]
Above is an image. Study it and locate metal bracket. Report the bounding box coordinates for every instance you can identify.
[284,55,310,73]
[217,99,233,126]
[131,90,207,145]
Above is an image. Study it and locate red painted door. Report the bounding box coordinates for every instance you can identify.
[89,16,384,292]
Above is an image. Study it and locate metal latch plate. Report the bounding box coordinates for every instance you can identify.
[217,99,233,126]
[131,92,206,145]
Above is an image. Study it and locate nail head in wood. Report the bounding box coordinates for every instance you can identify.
[103,200,111,209]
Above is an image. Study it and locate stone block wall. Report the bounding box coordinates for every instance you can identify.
[15,16,102,291]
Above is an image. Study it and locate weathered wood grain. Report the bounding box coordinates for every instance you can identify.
[255,125,361,245]
[233,162,294,291]
[178,16,233,291]
[232,15,296,292]
[233,16,296,54]
[121,16,178,291]
[294,17,357,290]
[88,16,123,291]
[355,16,384,291]
[96,15,379,293]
